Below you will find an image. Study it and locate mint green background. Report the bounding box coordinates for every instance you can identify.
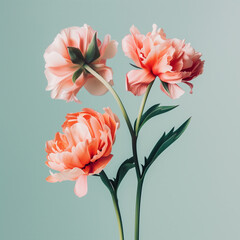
[1,0,240,239]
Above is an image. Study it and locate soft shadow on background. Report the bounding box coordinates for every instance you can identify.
[1,0,240,239]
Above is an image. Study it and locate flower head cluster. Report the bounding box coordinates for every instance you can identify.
[45,108,119,197]
[44,25,118,103]
[44,24,204,199]
[122,24,204,98]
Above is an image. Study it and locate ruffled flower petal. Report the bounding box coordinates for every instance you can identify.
[74,175,88,198]
[84,66,113,96]
[160,83,185,99]
[126,69,155,96]
[46,167,85,182]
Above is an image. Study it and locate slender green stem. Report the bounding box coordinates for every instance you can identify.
[135,81,154,136]
[133,82,154,239]
[132,82,154,181]
[100,171,124,240]
[132,135,141,179]
[135,179,144,240]
[111,192,125,240]
[84,64,134,136]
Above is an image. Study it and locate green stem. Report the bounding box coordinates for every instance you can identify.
[84,64,134,136]
[111,192,125,240]
[132,135,141,179]
[132,81,154,181]
[100,171,124,240]
[135,81,154,136]
[133,82,154,239]
[135,178,144,240]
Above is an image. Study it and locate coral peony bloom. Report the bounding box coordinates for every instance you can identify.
[44,25,118,103]
[122,24,204,99]
[45,108,119,197]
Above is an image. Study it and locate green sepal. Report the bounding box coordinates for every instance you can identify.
[130,63,142,69]
[72,67,84,83]
[67,47,85,65]
[114,157,134,191]
[161,81,170,94]
[143,117,191,177]
[85,32,100,63]
[135,104,178,133]
[99,171,114,193]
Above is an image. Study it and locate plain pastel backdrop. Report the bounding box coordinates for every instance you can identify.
[1,0,240,239]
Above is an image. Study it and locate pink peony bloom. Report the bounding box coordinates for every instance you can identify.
[45,108,119,197]
[44,25,118,103]
[122,24,204,99]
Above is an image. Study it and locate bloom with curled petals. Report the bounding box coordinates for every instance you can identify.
[45,108,119,197]
[122,24,204,99]
[44,24,118,103]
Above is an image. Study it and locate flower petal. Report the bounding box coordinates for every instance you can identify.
[91,154,113,174]
[84,66,113,96]
[74,175,88,198]
[101,40,118,59]
[183,81,193,94]
[126,69,155,96]
[122,34,142,67]
[160,83,185,99]
[143,44,172,73]
[46,167,84,182]
[159,71,183,83]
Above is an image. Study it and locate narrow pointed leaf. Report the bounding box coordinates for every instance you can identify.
[161,81,170,94]
[67,47,85,64]
[114,157,134,190]
[72,67,84,83]
[141,104,160,119]
[140,105,178,131]
[85,32,100,63]
[144,118,191,176]
[134,104,178,133]
[99,171,113,193]
[174,117,191,141]
[147,132,166,163]
[151,118,191,162]
[130,63,142,69]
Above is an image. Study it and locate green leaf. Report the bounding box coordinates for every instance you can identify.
[139,104,178,130]
[161,81,170,94]
[114,157,134,190]
[72,67,84,83]
[130,63,142,69]
[99,171,113,193]
[135,104,178,133]
[67,47,85,64]
[143,118,191,175]
[85,32,100,63]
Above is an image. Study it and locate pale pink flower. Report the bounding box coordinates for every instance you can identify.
[44,25,118,103]
[122,24,204,99]
[45,108,119,197]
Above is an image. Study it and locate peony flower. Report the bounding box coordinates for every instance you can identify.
[44,25,118,103]
[45,108,119,197]
[122,24,204,99]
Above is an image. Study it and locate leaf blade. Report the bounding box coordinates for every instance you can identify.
[85,32,100,63]
[135,104,178,133]
[161,81,170,94]
[130,63,142,69]
[72,67,84,83]
[115,157,134,190]
[99,171,113,193]
[67,47,85,64]
[144,118,191,175]
[140,105,178,129]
